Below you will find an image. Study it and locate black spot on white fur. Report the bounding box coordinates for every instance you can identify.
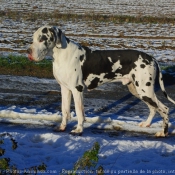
[88,77,100,89]
[146,82,151,86]
[132,74,135,81]
[42,28,48,34]
[76,85,83,92]
[142,96,158,108]
[80,55,84,62]
[135,81,139,87]
[41,35,48,41]
[140,64,145,68]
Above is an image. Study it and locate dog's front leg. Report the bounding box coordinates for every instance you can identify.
[54,85,71,132]
[70,88,85,135]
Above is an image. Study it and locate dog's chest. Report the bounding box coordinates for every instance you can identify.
[52,54,83,88]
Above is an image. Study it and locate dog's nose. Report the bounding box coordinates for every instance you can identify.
[27,48,32,54]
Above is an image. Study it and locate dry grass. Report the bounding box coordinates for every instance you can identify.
[1,9,175,24]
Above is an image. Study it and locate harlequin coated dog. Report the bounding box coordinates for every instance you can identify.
[27,26,175,137]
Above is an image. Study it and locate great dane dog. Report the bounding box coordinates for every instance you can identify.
[27,26,175,137]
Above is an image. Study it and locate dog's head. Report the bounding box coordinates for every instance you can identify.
[27,26,67,61]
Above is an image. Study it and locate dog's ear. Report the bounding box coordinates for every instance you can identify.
[49,27,67,49]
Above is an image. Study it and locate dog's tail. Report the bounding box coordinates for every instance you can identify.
[154,58,175,104]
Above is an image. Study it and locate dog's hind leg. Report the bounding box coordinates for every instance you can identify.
[129,82,169,137]
[139,105,156,127]
[127,83,156,127]
[140,93,169,137]
[127,82,140,99]
[155,100,169,137]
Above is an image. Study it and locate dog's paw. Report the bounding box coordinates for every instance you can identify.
[53,125,66,132]
[69,128,83,136]
[155,131,168,137]
[139,121,150,127]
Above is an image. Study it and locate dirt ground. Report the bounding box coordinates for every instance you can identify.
[0,73,175,122]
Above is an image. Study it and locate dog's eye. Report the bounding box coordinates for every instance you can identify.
[39,35,47,43]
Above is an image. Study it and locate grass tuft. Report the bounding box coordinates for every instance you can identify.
[65,142,104,175]
[0,55,53,78]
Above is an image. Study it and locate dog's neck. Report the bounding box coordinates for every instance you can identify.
[51,39,86,67]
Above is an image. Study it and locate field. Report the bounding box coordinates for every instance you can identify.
[1,0,175,174]
[1,0,175,63]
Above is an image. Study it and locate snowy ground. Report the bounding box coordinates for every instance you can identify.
[0,75,175,174]
[1,123,175,175]
[1,0,175,17]
[1,0,175,174]
[1,18,175,63]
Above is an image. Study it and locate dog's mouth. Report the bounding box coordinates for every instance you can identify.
[27,48,35,61]
[28,54,34,61]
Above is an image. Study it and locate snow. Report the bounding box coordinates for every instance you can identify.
[1,123,175,174]
[1,3,175,62]
[0,75,175,174]
[1,0,175,173]
[1,0,175,17]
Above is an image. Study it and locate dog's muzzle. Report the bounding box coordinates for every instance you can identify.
[27,48,34,61]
